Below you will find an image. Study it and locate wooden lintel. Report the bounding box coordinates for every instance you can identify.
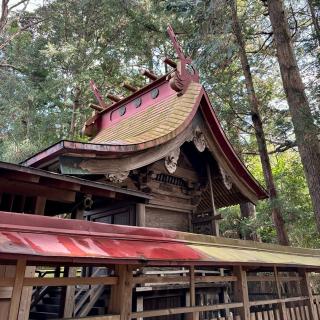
[0,177,76,203]
[40,177,82,192]
[80,186,116,199]
[0,171,40,184]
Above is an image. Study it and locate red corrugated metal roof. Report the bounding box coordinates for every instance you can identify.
[0,212,320,269]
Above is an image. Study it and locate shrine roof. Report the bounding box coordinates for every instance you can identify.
[21,25,268,203]
[0,211,319,269]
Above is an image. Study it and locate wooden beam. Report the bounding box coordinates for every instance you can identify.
[8,259,26,320]
[233,266,250,320]
[65,316,120,320]
[89,103,105,111]
[23,276,118,287]
[131,302,244,319]
[132,275,237,285]
[0,171,40,183]
[122,82,138,92]
[141,69,158,81]
[163,57,177,68]
[107,93,122,102]
[0,177,76,203]
[247,275,302,282]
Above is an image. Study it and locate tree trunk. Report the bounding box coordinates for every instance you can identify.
[230,0,290,245]
[307,0,320,46]
[267,0,320,232]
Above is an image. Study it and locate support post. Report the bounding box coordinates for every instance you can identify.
[136,203,146,227]
[187,265,199,320]
[233,266,250,320]
[9,259,26,320]
[109,265,133,320]
[136,296,143,320]
[299,268,317,320]
[206,164,219,236]
[18,197,46,320]
[34,196,46,215]
[63,267,77,318]
[274,266,288,320]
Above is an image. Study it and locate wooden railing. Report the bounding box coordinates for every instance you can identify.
[1,259,319,320]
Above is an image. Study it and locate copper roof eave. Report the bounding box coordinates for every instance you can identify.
[0,212,319,268]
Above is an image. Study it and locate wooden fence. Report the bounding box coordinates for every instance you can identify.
[0,259,319,320]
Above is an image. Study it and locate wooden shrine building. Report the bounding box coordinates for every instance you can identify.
[0,25,319,320]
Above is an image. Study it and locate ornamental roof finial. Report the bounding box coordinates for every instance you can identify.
[166,24,199,94]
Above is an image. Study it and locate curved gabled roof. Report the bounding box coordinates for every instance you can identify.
[21,25,268,203]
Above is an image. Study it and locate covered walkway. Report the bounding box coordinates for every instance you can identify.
[0,211,320,320]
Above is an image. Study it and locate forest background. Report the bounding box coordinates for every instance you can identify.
[0,0,319,248]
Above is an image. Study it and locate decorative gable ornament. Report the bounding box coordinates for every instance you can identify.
[193,127,206,152]
[220,166,233,190]
[105,171,129,183]
[164,148,180,174]
[166,25,199,94]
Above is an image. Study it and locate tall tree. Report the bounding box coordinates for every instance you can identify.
[266,0,320,232]
[230,0,289,245]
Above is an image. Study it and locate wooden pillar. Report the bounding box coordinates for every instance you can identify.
[136,296,143,320]
[233,266,250,320]
[9,259,26,320]
[63,267,77,318]
[206,164,219,236]
[109,265,133,320]
[186,265,199,320]
[18,196,46,320]
[274,266,288,320]
[136,203,146,227]
[34,196,46,215]
[299,268,317,320]
[64,205,85,317]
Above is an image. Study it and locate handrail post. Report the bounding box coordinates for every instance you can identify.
[299,268,317,320]
[109,264,133,320]
[274,266,288,320]
[8,259,27,320]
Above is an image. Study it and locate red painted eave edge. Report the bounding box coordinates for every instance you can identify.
[0,212,319,268]
[199,88,268,200]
